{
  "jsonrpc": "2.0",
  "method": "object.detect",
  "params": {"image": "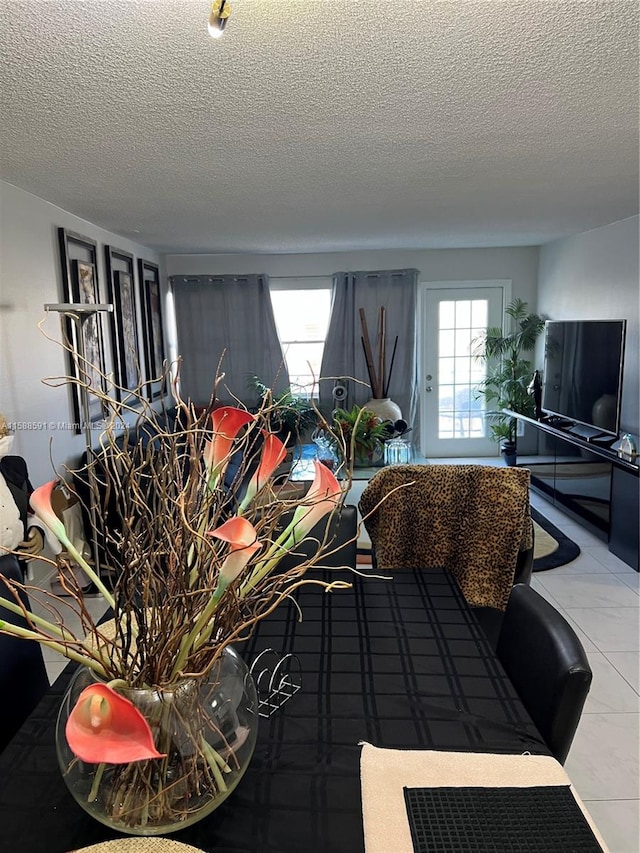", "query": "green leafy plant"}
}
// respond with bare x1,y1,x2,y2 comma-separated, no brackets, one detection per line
473,299,545,450
332,405,390,466
248,375,317,444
